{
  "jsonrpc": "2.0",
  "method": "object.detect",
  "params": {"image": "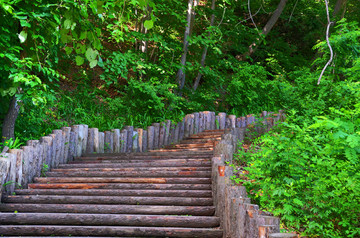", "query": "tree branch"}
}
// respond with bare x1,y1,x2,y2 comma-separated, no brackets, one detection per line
318,0,334,85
